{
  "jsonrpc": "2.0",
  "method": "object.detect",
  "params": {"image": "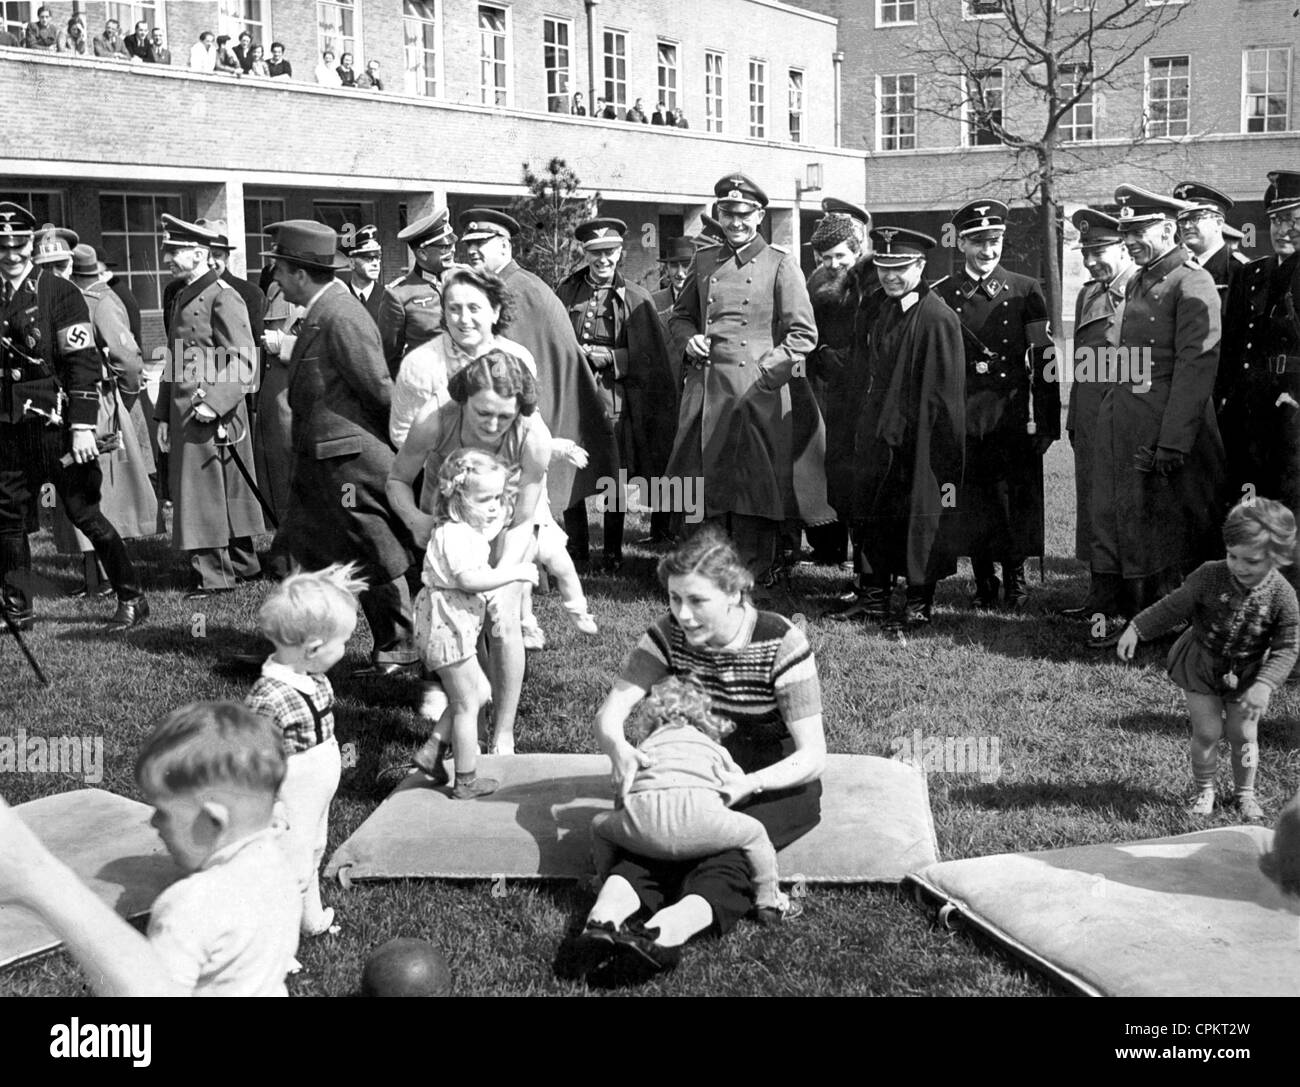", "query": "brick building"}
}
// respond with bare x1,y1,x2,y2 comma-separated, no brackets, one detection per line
0,0,864,357
794,0,1300,293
